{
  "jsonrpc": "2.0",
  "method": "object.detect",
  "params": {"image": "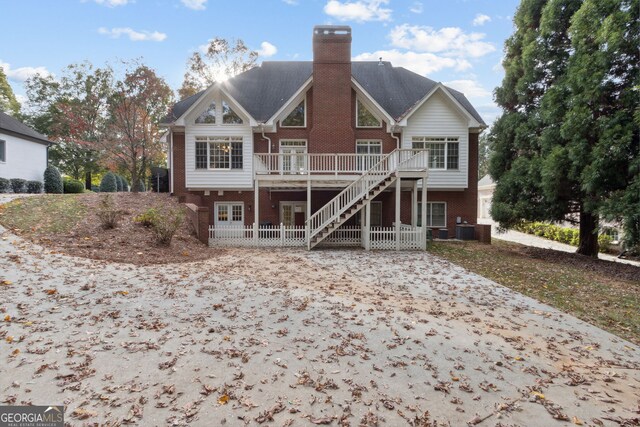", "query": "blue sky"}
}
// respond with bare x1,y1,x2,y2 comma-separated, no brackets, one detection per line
2,0,520,124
